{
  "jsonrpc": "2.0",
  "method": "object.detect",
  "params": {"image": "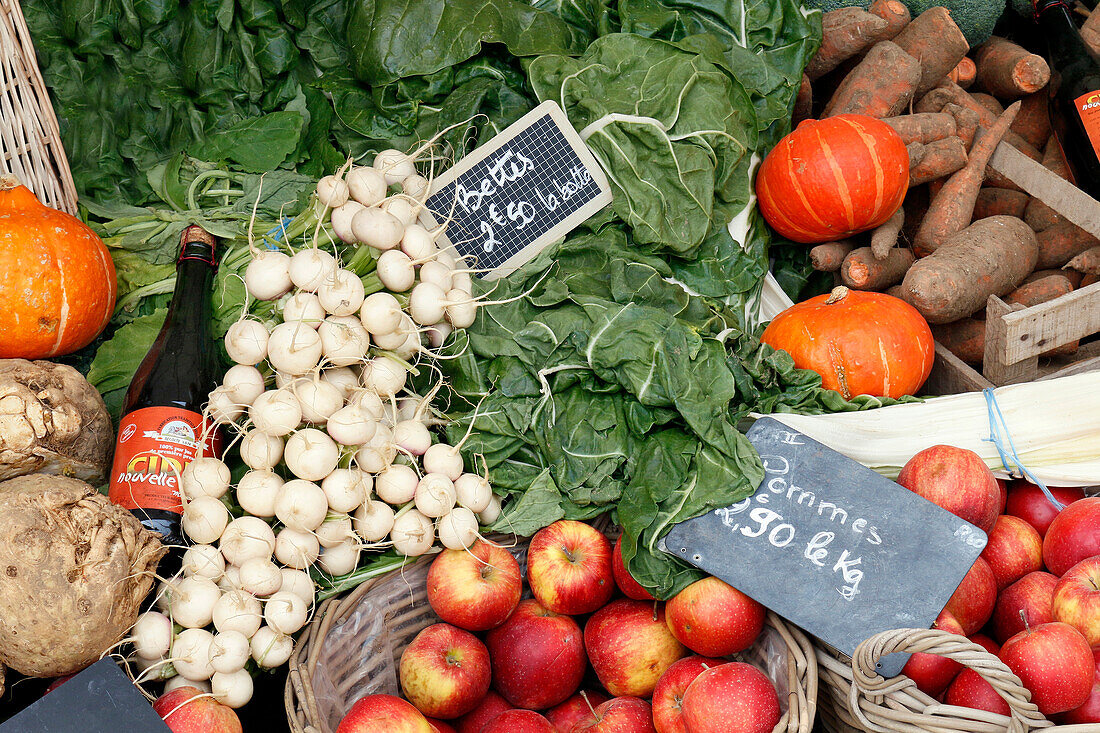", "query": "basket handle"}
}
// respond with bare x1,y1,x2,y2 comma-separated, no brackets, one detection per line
849,628,1052,733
